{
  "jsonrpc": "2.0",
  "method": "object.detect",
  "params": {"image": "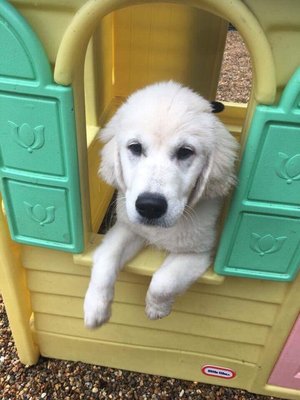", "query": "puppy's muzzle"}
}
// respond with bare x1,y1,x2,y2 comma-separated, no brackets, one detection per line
135,192,168,220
